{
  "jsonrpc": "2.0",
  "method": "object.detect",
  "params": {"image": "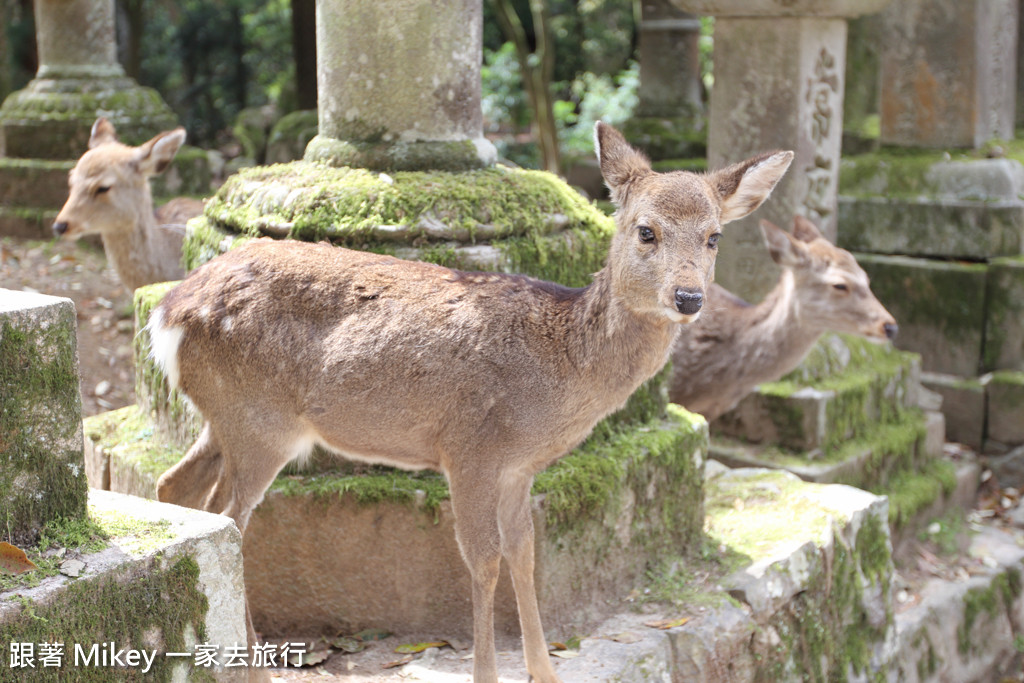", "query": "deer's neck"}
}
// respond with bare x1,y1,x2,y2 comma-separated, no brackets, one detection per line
101,187,180,292
736,270,824,383
566,268,679,416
